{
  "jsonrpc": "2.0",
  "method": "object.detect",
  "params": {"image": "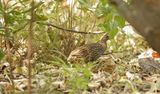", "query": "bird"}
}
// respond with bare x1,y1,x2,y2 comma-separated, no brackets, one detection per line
138,58,160,74
67,33,109,63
